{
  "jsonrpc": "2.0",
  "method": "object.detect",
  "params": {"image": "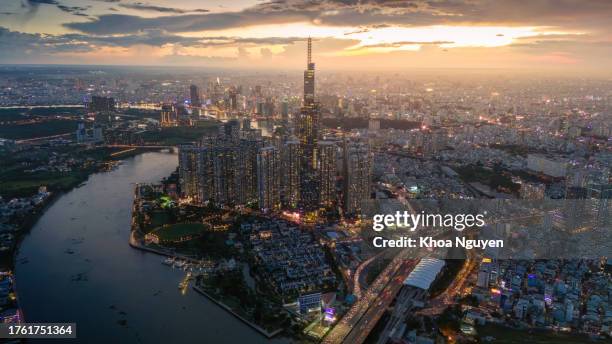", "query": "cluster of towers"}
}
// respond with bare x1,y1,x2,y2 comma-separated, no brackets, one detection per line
178,38,372,218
